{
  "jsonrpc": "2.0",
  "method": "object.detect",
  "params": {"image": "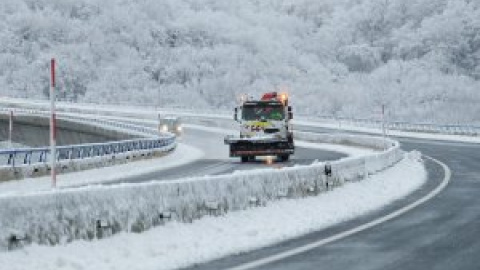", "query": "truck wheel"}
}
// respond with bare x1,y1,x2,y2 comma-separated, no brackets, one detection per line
241,156,249,163
279,155,290,162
